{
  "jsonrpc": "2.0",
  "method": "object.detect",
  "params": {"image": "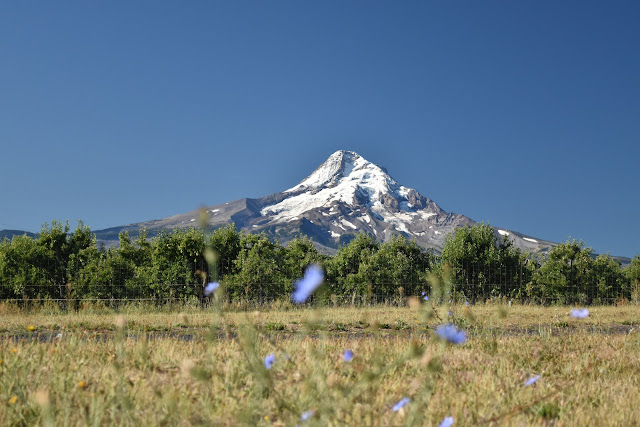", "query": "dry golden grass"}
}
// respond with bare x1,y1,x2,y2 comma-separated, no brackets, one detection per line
1,302,638,333
1,303,639,425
